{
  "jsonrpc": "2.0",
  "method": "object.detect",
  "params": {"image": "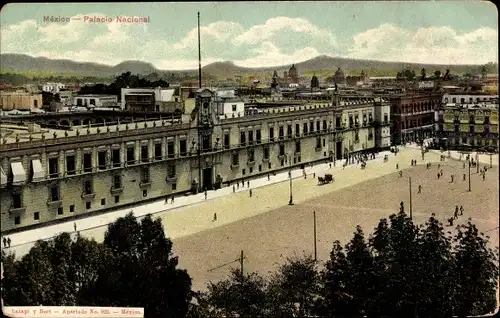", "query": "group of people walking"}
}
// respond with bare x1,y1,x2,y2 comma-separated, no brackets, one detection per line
2,237,12,248
448,205,464,226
